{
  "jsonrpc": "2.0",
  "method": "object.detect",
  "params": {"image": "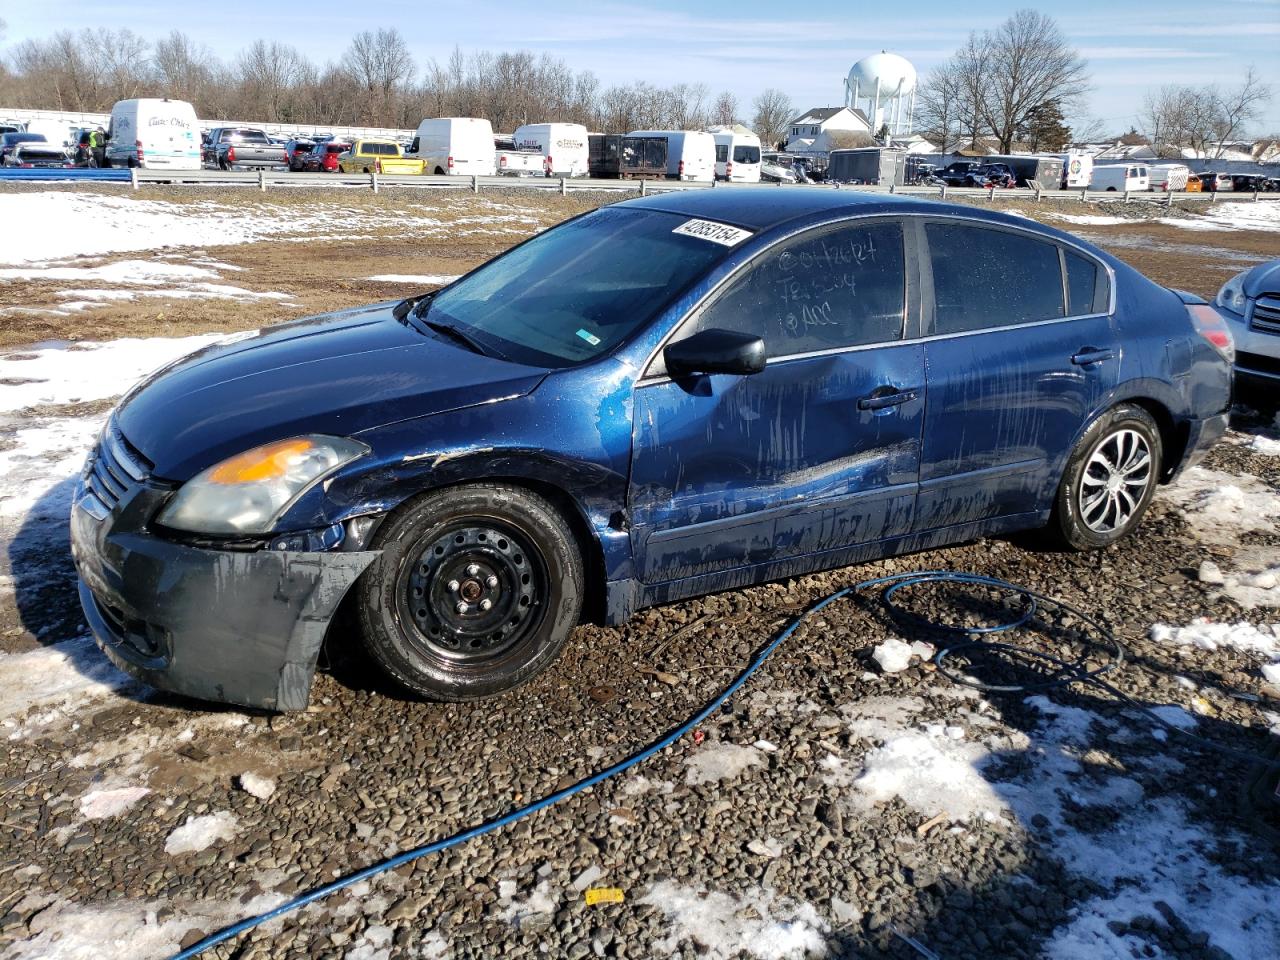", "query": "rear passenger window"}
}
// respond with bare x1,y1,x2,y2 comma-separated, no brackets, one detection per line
926,223,1065,334
694,220,907,357
1065,250,1105,315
